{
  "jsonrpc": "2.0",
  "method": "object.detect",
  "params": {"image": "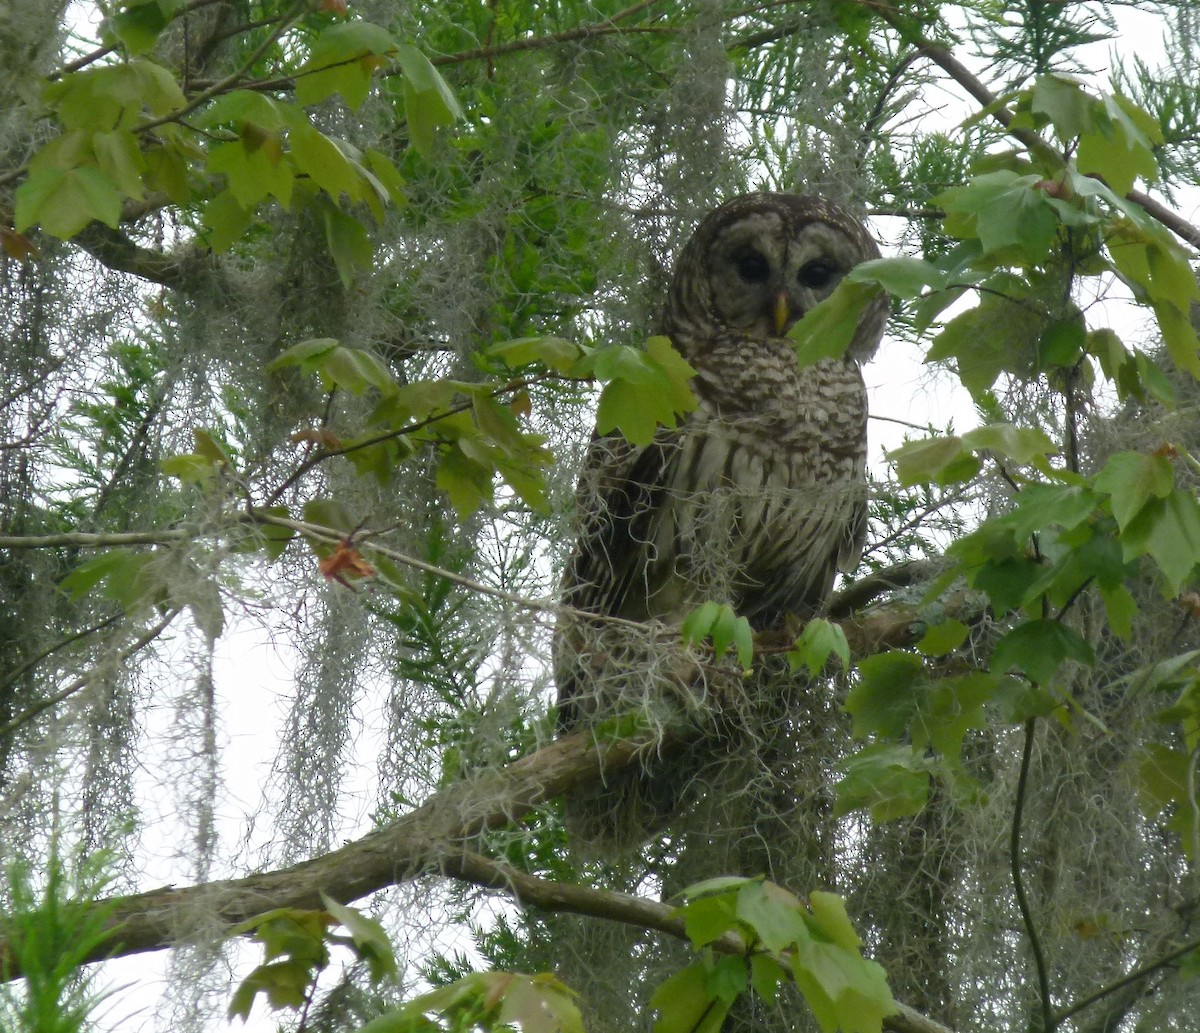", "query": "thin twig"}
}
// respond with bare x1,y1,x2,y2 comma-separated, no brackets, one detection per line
0,615,122,701
428,0,670,69
0,609,180,738
1011,716,1054,1032
265,371,563,505
136,0,307,134
0,529,191,549
1052,935,1200,1026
